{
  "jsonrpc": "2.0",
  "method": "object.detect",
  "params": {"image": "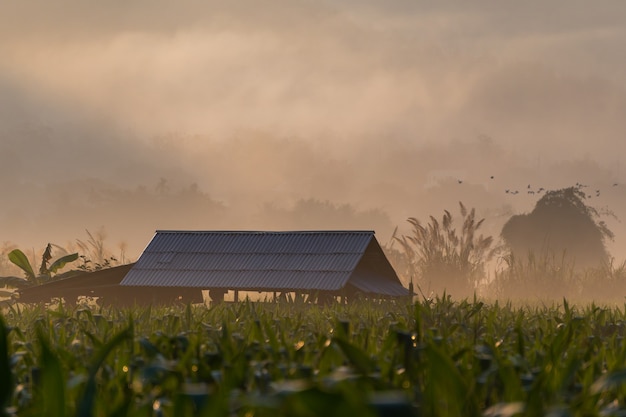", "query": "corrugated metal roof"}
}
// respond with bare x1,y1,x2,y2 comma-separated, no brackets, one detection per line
121,230,407,296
